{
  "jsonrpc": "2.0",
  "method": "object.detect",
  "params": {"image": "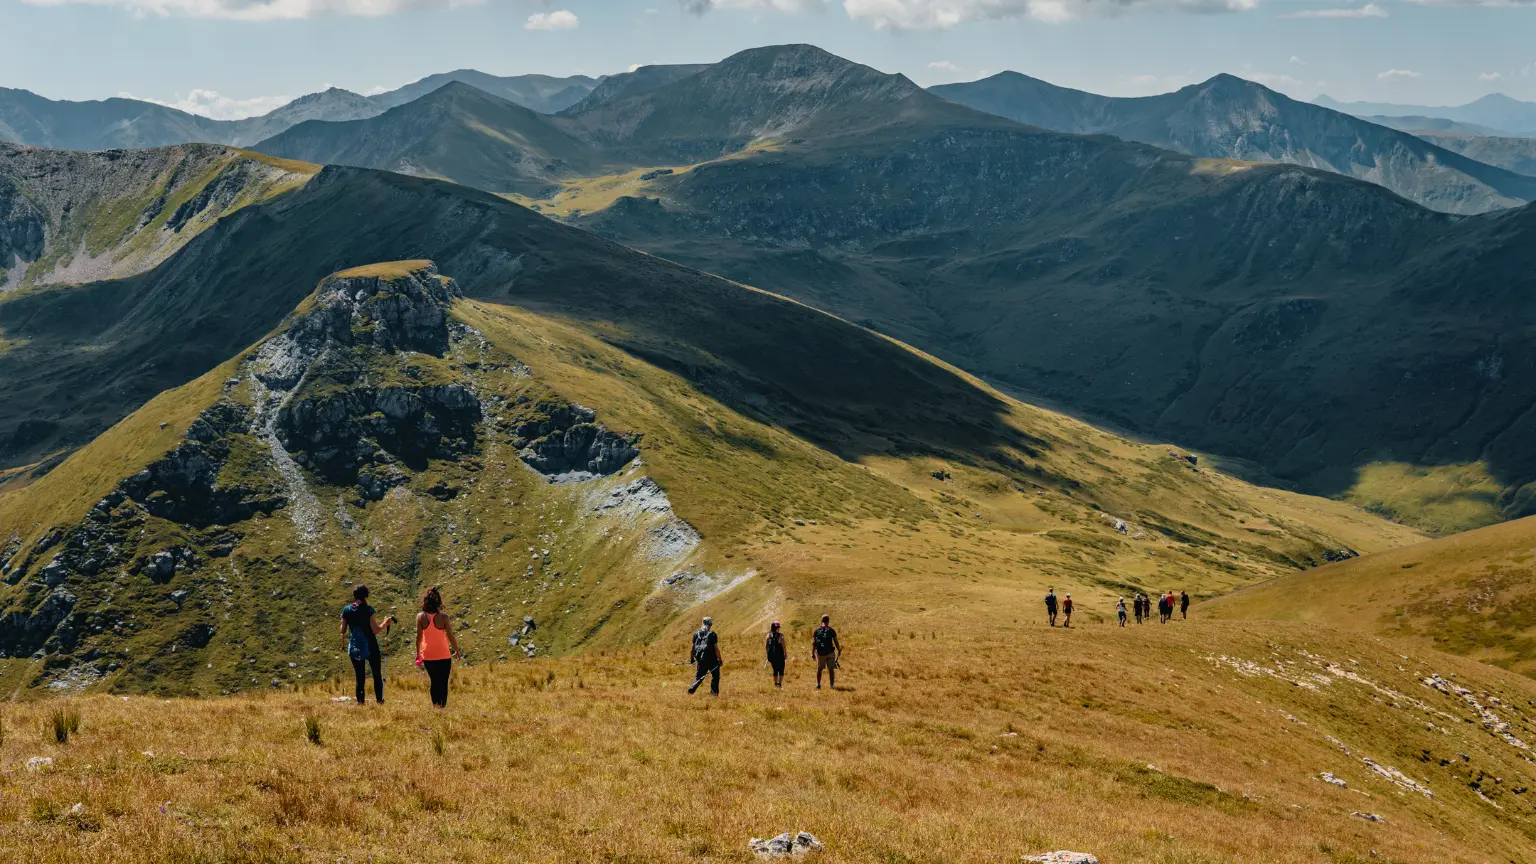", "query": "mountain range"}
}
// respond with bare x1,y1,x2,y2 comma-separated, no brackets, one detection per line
0,71,602,151
930,71,1536,214
1315,92,1536,137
